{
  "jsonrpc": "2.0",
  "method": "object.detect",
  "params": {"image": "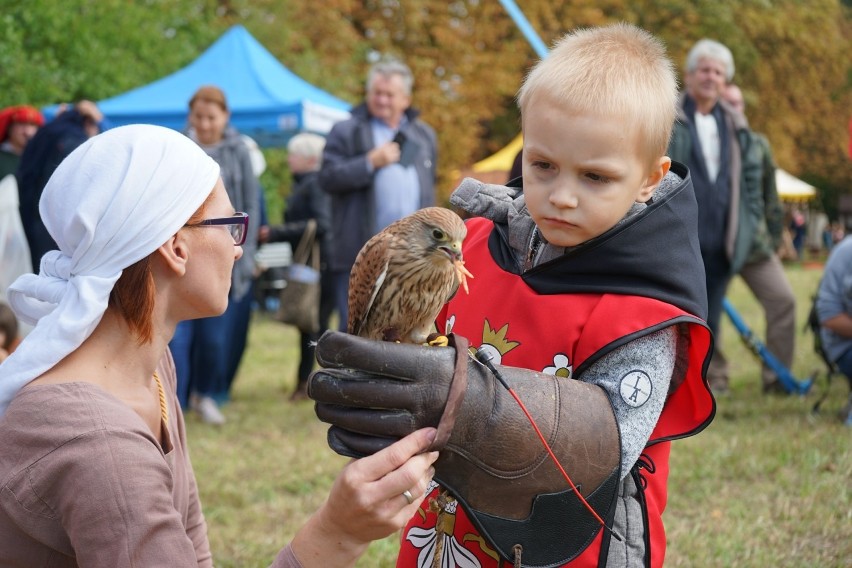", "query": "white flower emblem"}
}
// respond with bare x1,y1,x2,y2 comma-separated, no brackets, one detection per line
407,528,481,568
405,485,481,568
543,353,573,379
